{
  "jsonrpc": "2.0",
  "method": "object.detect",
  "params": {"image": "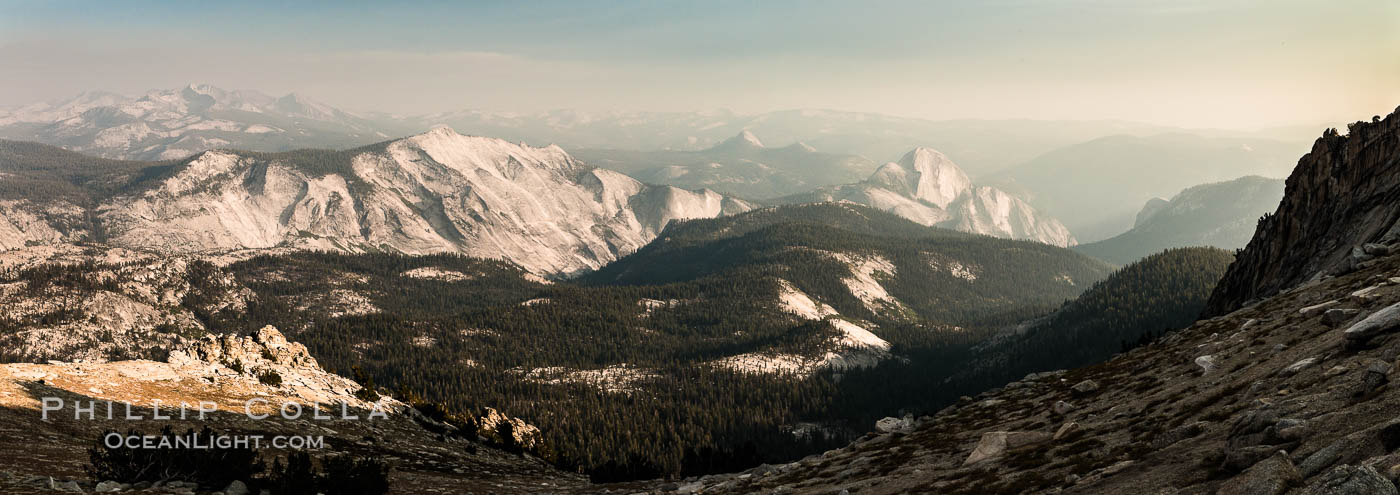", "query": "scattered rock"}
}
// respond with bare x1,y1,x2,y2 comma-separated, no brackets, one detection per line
1196,355,1219,375
1364,243,1392,256
1323,309,1362,327
1283,358,1319,376
1343,303,1400,345
1301,300,1341,318
1352,286,1383,303
1071,379,1100,395
1024,370,1066,381
1357,360,1392,396
1052,400,1075,416
963,431,1052,465
1303,464,1398,495
1053,422,1081,441
95,480,123,492
1153,421,1210,449
874,416,913,433
1219,451,1301,495
224,480,250,495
